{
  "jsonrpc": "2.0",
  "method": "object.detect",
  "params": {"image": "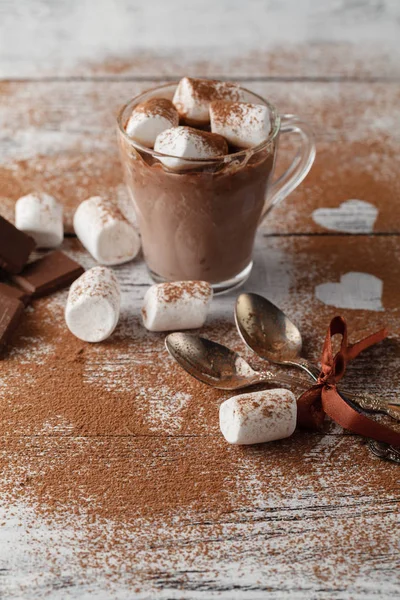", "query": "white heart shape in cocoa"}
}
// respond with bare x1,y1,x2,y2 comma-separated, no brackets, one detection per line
312,199,378,233
315,272,383,311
